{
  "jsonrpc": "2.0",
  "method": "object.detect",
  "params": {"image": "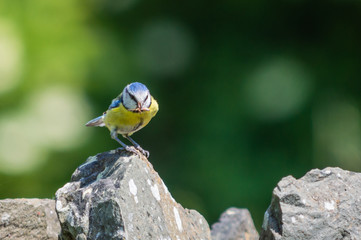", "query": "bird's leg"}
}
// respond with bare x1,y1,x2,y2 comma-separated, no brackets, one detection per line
125,135,149,158
110,130,138,155
110,130,127,148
